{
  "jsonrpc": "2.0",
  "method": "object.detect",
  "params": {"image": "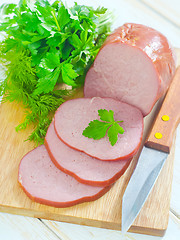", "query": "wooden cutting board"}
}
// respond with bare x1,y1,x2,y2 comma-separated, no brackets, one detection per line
0,49,179,237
